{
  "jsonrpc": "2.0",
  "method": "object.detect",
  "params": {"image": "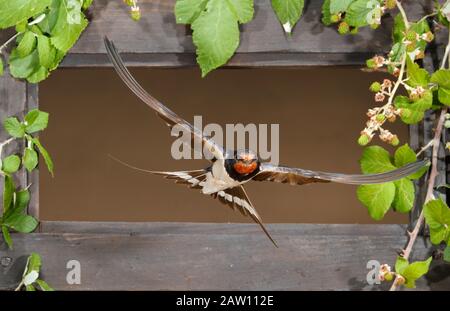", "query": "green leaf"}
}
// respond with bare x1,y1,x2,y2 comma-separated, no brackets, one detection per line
321,0,332,25
3,175,15,214
23,148,38,172
228,0,254,23
393,143,427,180
359,145,396,174
37,35,56,69
394,144,416,168
14,189,31,214
423,198,450,245
438,87,450,105
406,57,430,88
2,155,21,174
1,225,13,249
3,213,38,233
0,58,3,76
402,257,432,288
25,284,36,291
9,48,40,79
345,0,380,28
395,256,409,275
431,69,450,89
330,0,353,14
35,279,54,291
32,137,54,176
25,109,49,133
271,0,305,34
82,0,93,10
3,117,25,138
16,31,37,58
393,178,415,213
0,0,52,29
444,246,450,262
394,92,433,124
191,0,239,77
357,182,395,220
50,0,88,53
27,66,49,83
392,14,405,43
27,252,42,273
175,0,208,24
